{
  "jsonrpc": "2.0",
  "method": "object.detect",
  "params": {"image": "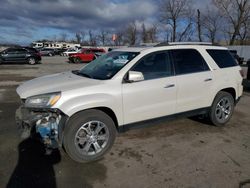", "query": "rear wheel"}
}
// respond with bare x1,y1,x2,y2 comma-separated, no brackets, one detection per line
74,57,81,64
63,110,116,163
209,91,234,126
28,57,36,65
